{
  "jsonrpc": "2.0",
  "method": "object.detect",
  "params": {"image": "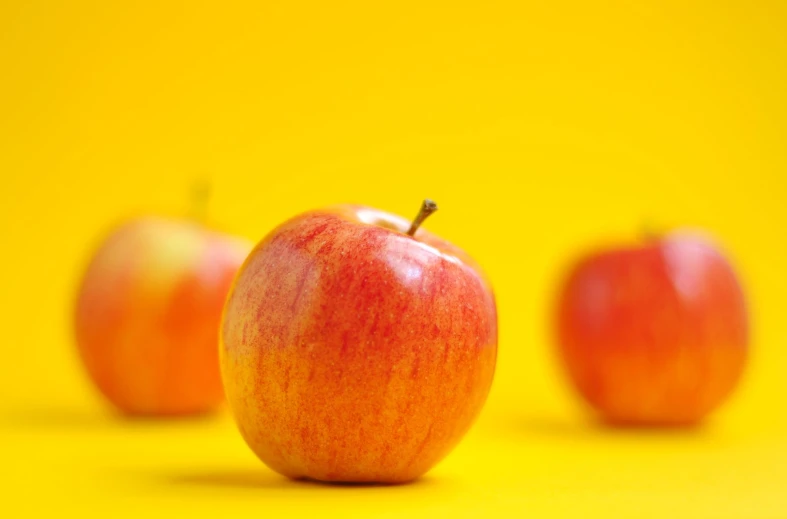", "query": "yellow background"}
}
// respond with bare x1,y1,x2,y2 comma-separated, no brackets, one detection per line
2,1,787,516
